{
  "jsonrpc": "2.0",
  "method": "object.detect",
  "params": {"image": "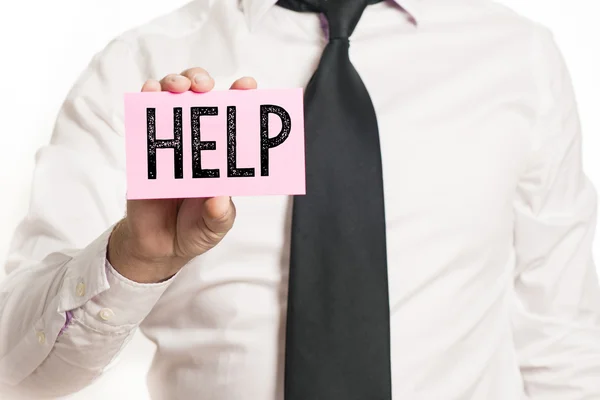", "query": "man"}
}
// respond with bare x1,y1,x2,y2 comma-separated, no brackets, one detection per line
1,0,599,399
